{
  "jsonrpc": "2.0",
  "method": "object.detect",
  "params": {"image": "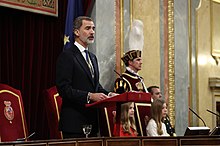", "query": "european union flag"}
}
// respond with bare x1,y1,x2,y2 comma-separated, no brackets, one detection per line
63,0,83,50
